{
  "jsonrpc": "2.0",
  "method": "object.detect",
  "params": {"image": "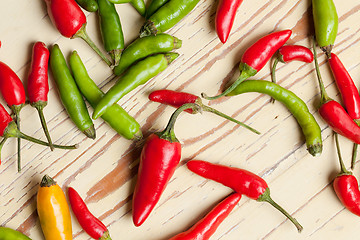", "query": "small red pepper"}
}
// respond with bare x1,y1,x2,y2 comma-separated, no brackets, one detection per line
187,160,303,232
215,0,243,43
68,187,112,240
149,89,260,134
0,61,26,172
169,193,241,240
271,45,313,85
202,29,292,100
333,133,360,216
133,103,201,227
313,41,360,145
44,0,112,66
27,42,54,151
